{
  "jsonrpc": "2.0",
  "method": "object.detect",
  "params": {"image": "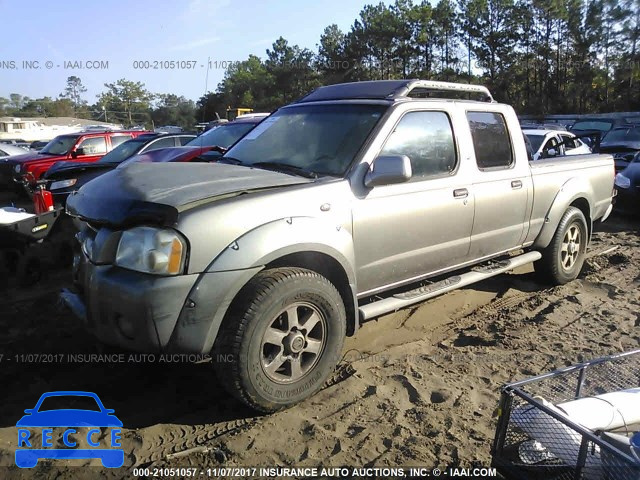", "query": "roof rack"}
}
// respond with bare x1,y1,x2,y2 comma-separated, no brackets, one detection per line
297,79,494,104
394,80,494,102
